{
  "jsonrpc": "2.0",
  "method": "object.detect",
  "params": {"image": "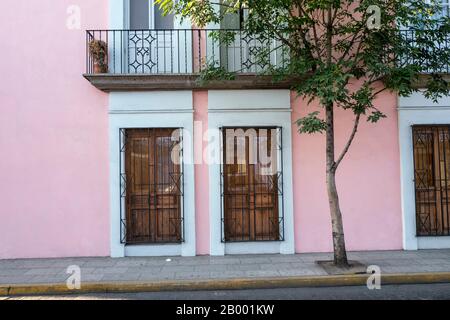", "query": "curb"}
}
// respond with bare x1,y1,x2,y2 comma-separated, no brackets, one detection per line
1,272,450,296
